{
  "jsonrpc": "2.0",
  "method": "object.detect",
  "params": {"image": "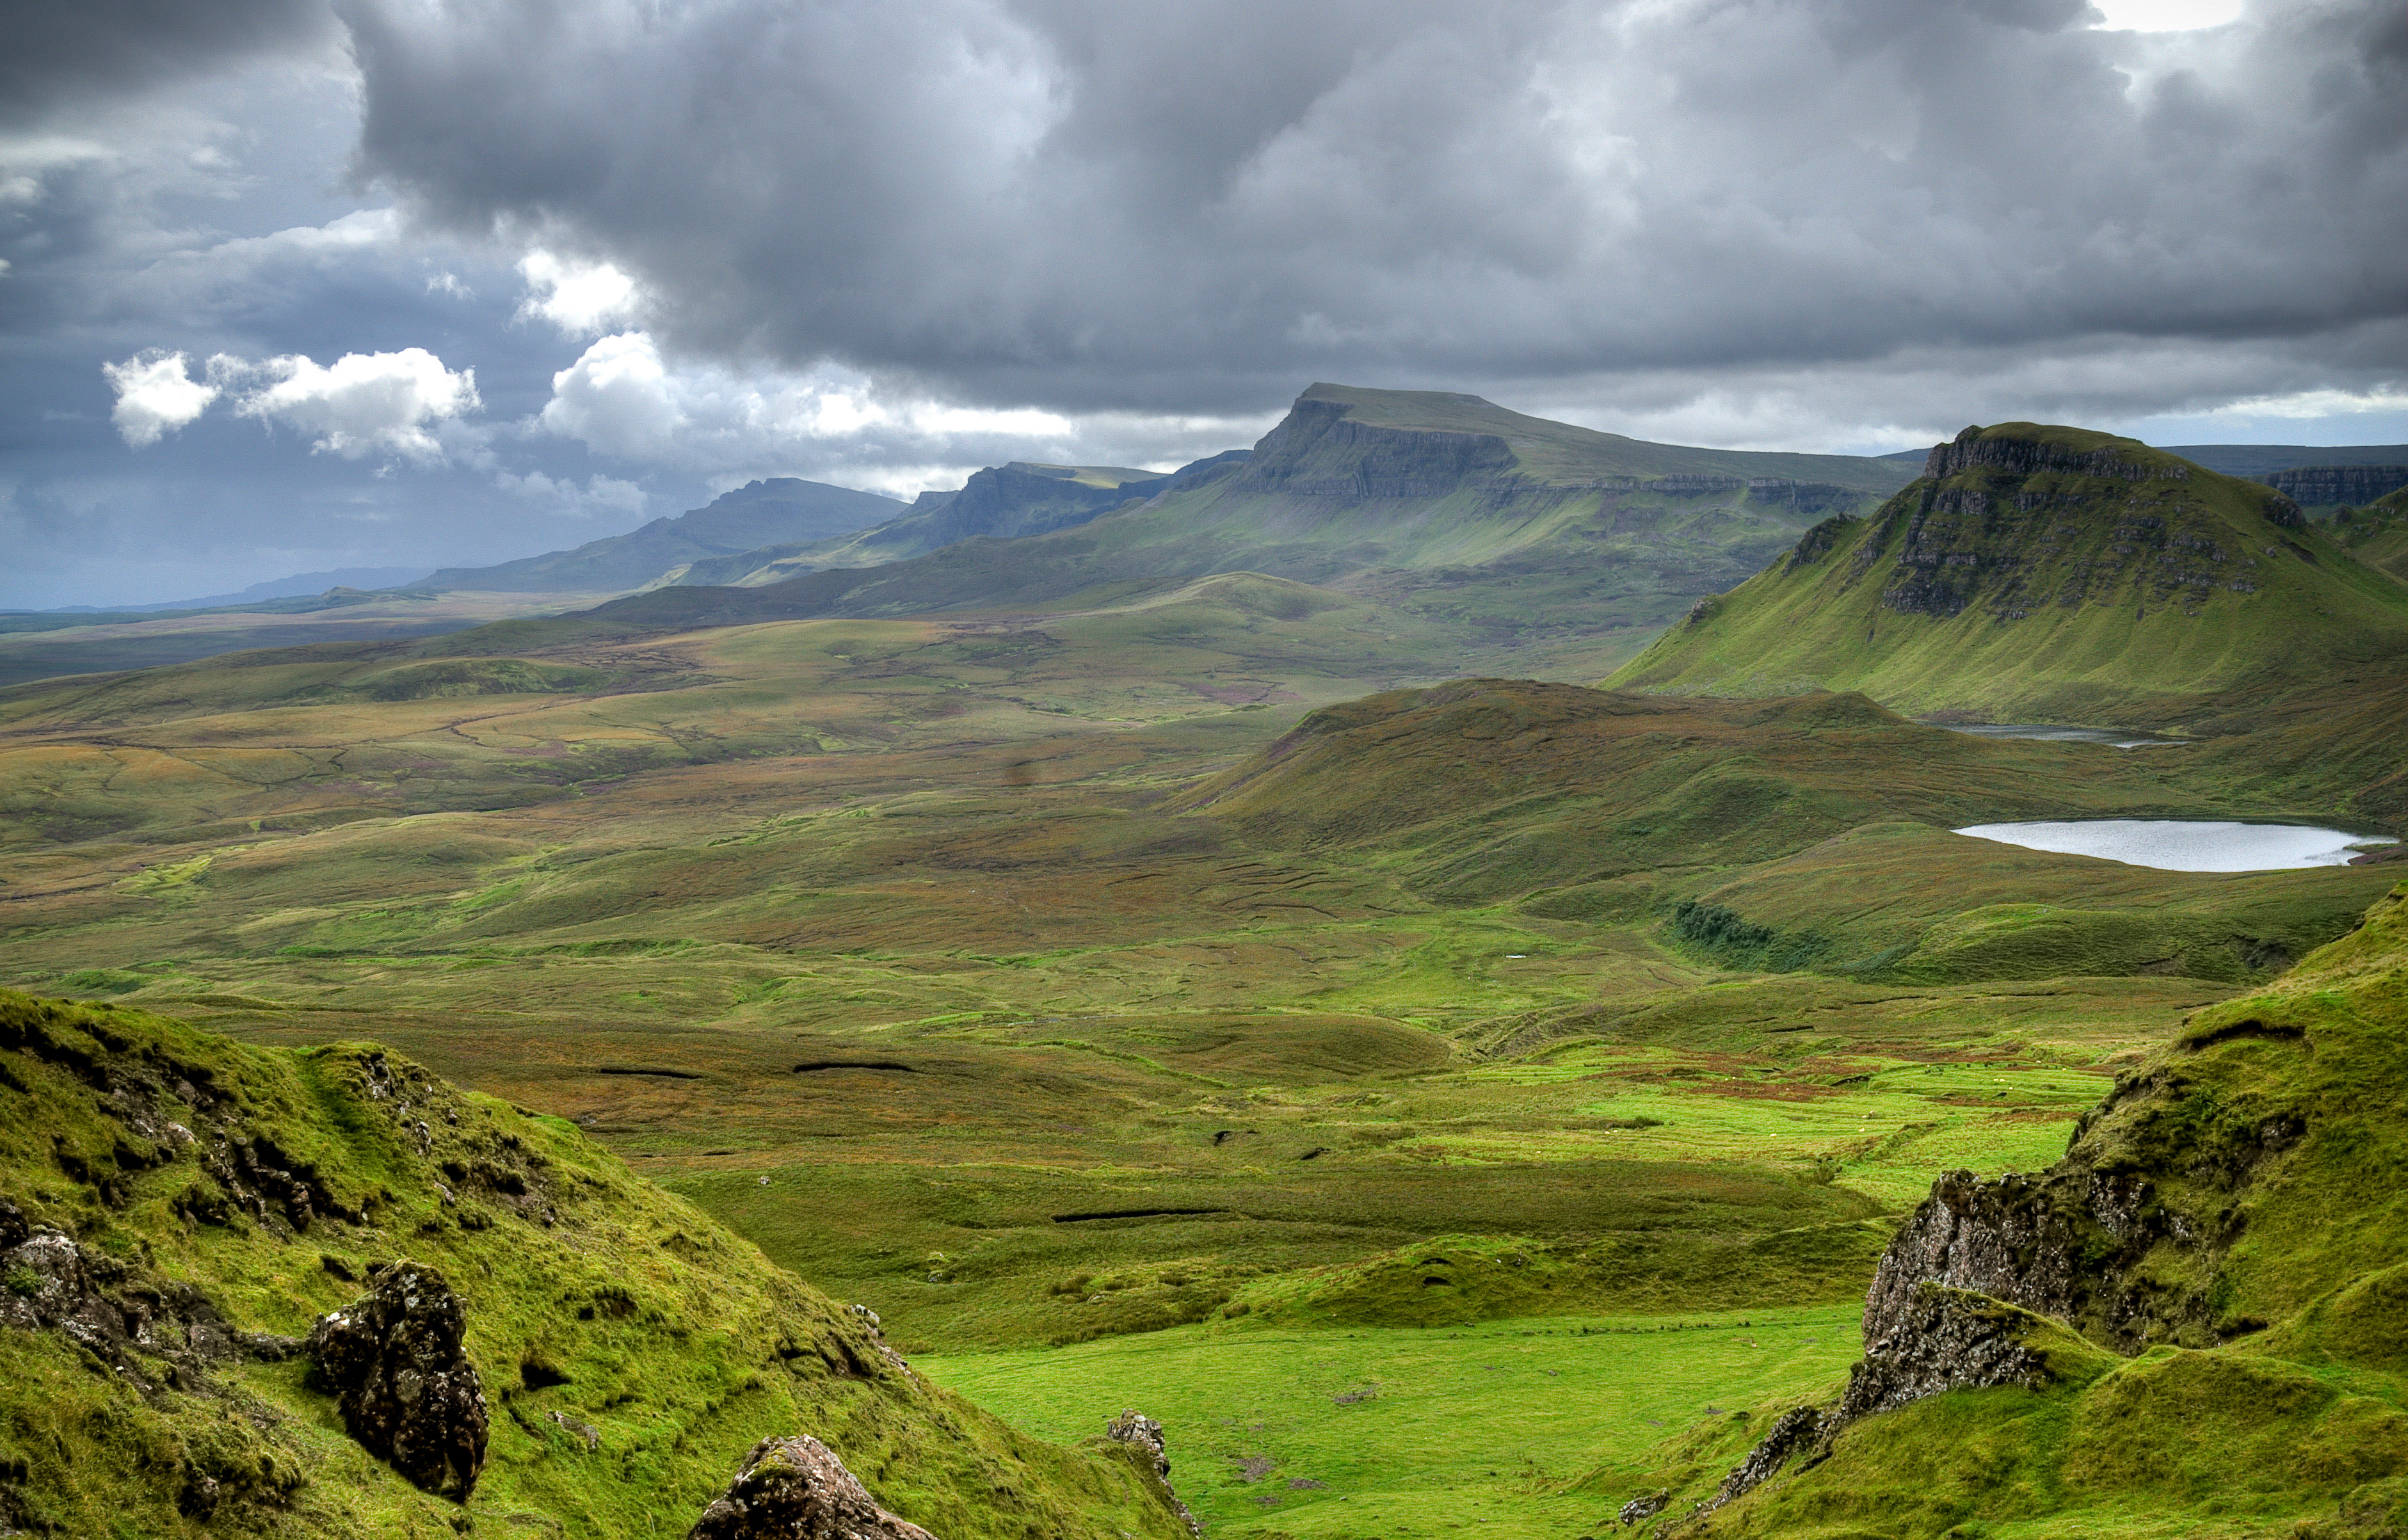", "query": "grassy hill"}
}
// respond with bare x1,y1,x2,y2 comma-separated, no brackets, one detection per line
0,991,1192,1537
1610,422,2408,728
2334,486,2408,584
